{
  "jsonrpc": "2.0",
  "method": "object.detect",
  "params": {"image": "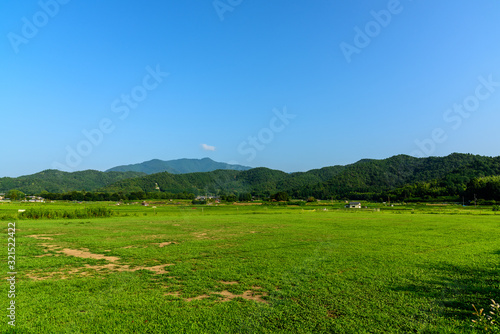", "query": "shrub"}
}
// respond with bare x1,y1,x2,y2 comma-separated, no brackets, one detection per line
18,207,115,220
287,201,306,206
272,192,289,202
493,205,500,212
